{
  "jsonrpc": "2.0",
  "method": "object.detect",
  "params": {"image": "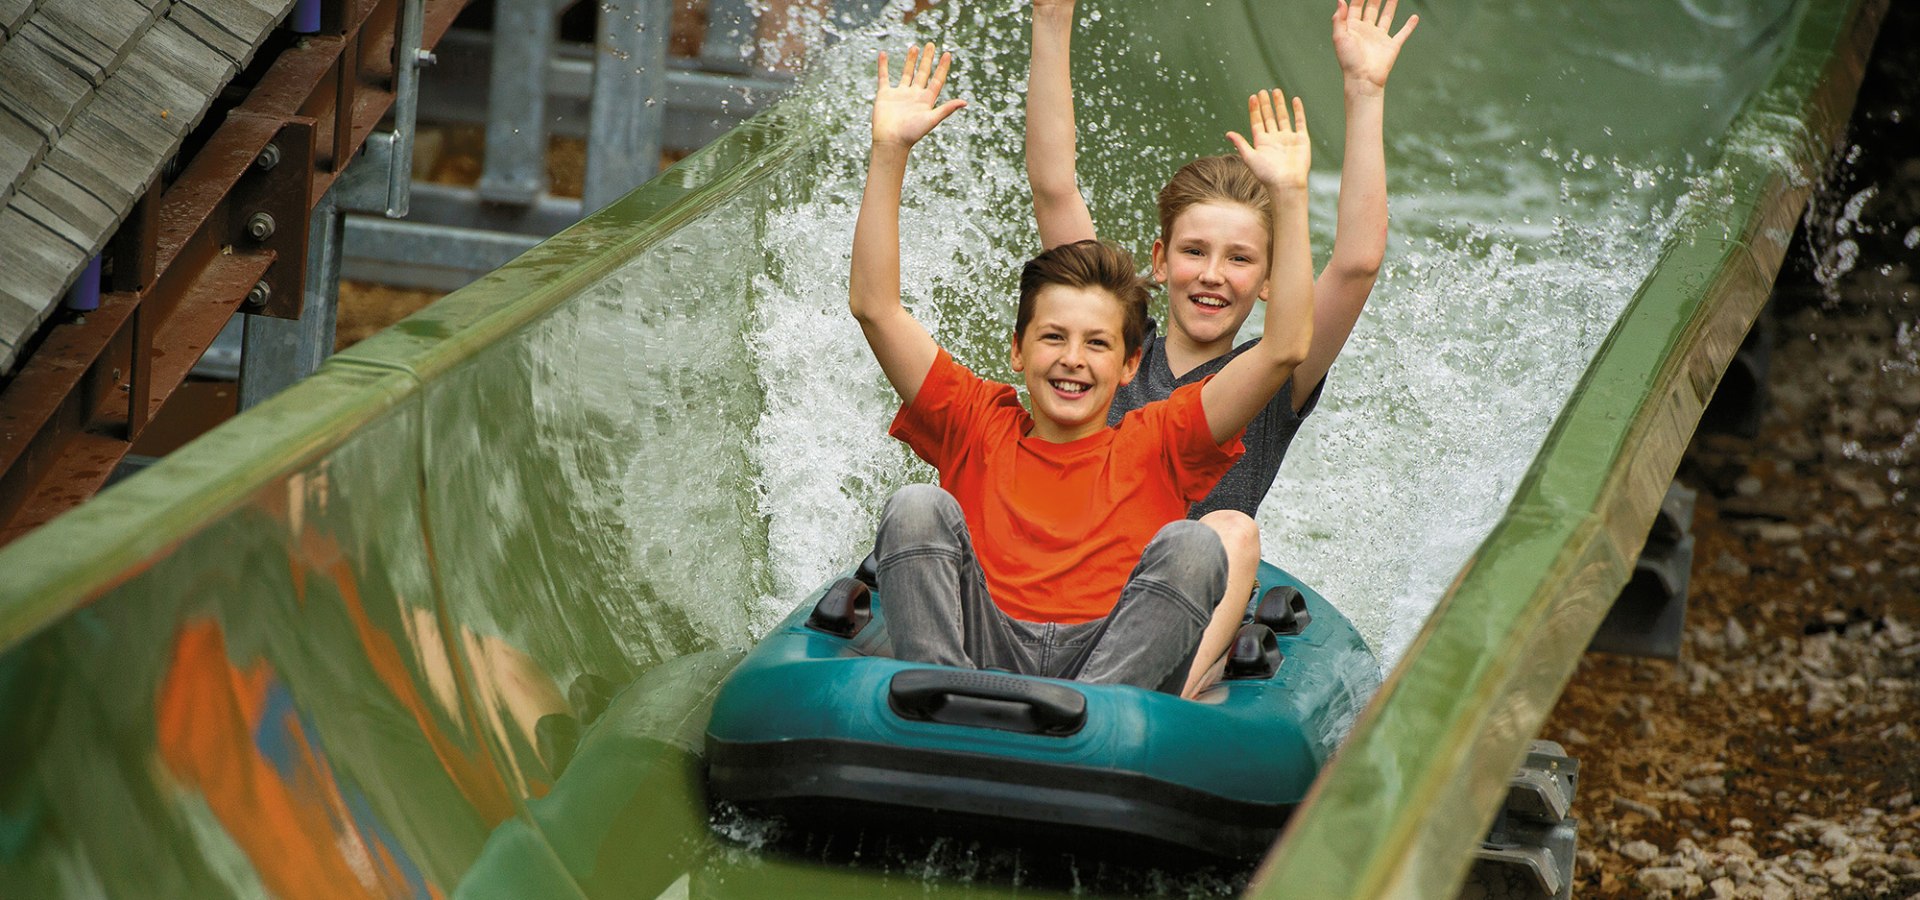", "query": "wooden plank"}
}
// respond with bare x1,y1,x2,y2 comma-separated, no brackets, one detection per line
18,166,116,251
0,32,92,138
